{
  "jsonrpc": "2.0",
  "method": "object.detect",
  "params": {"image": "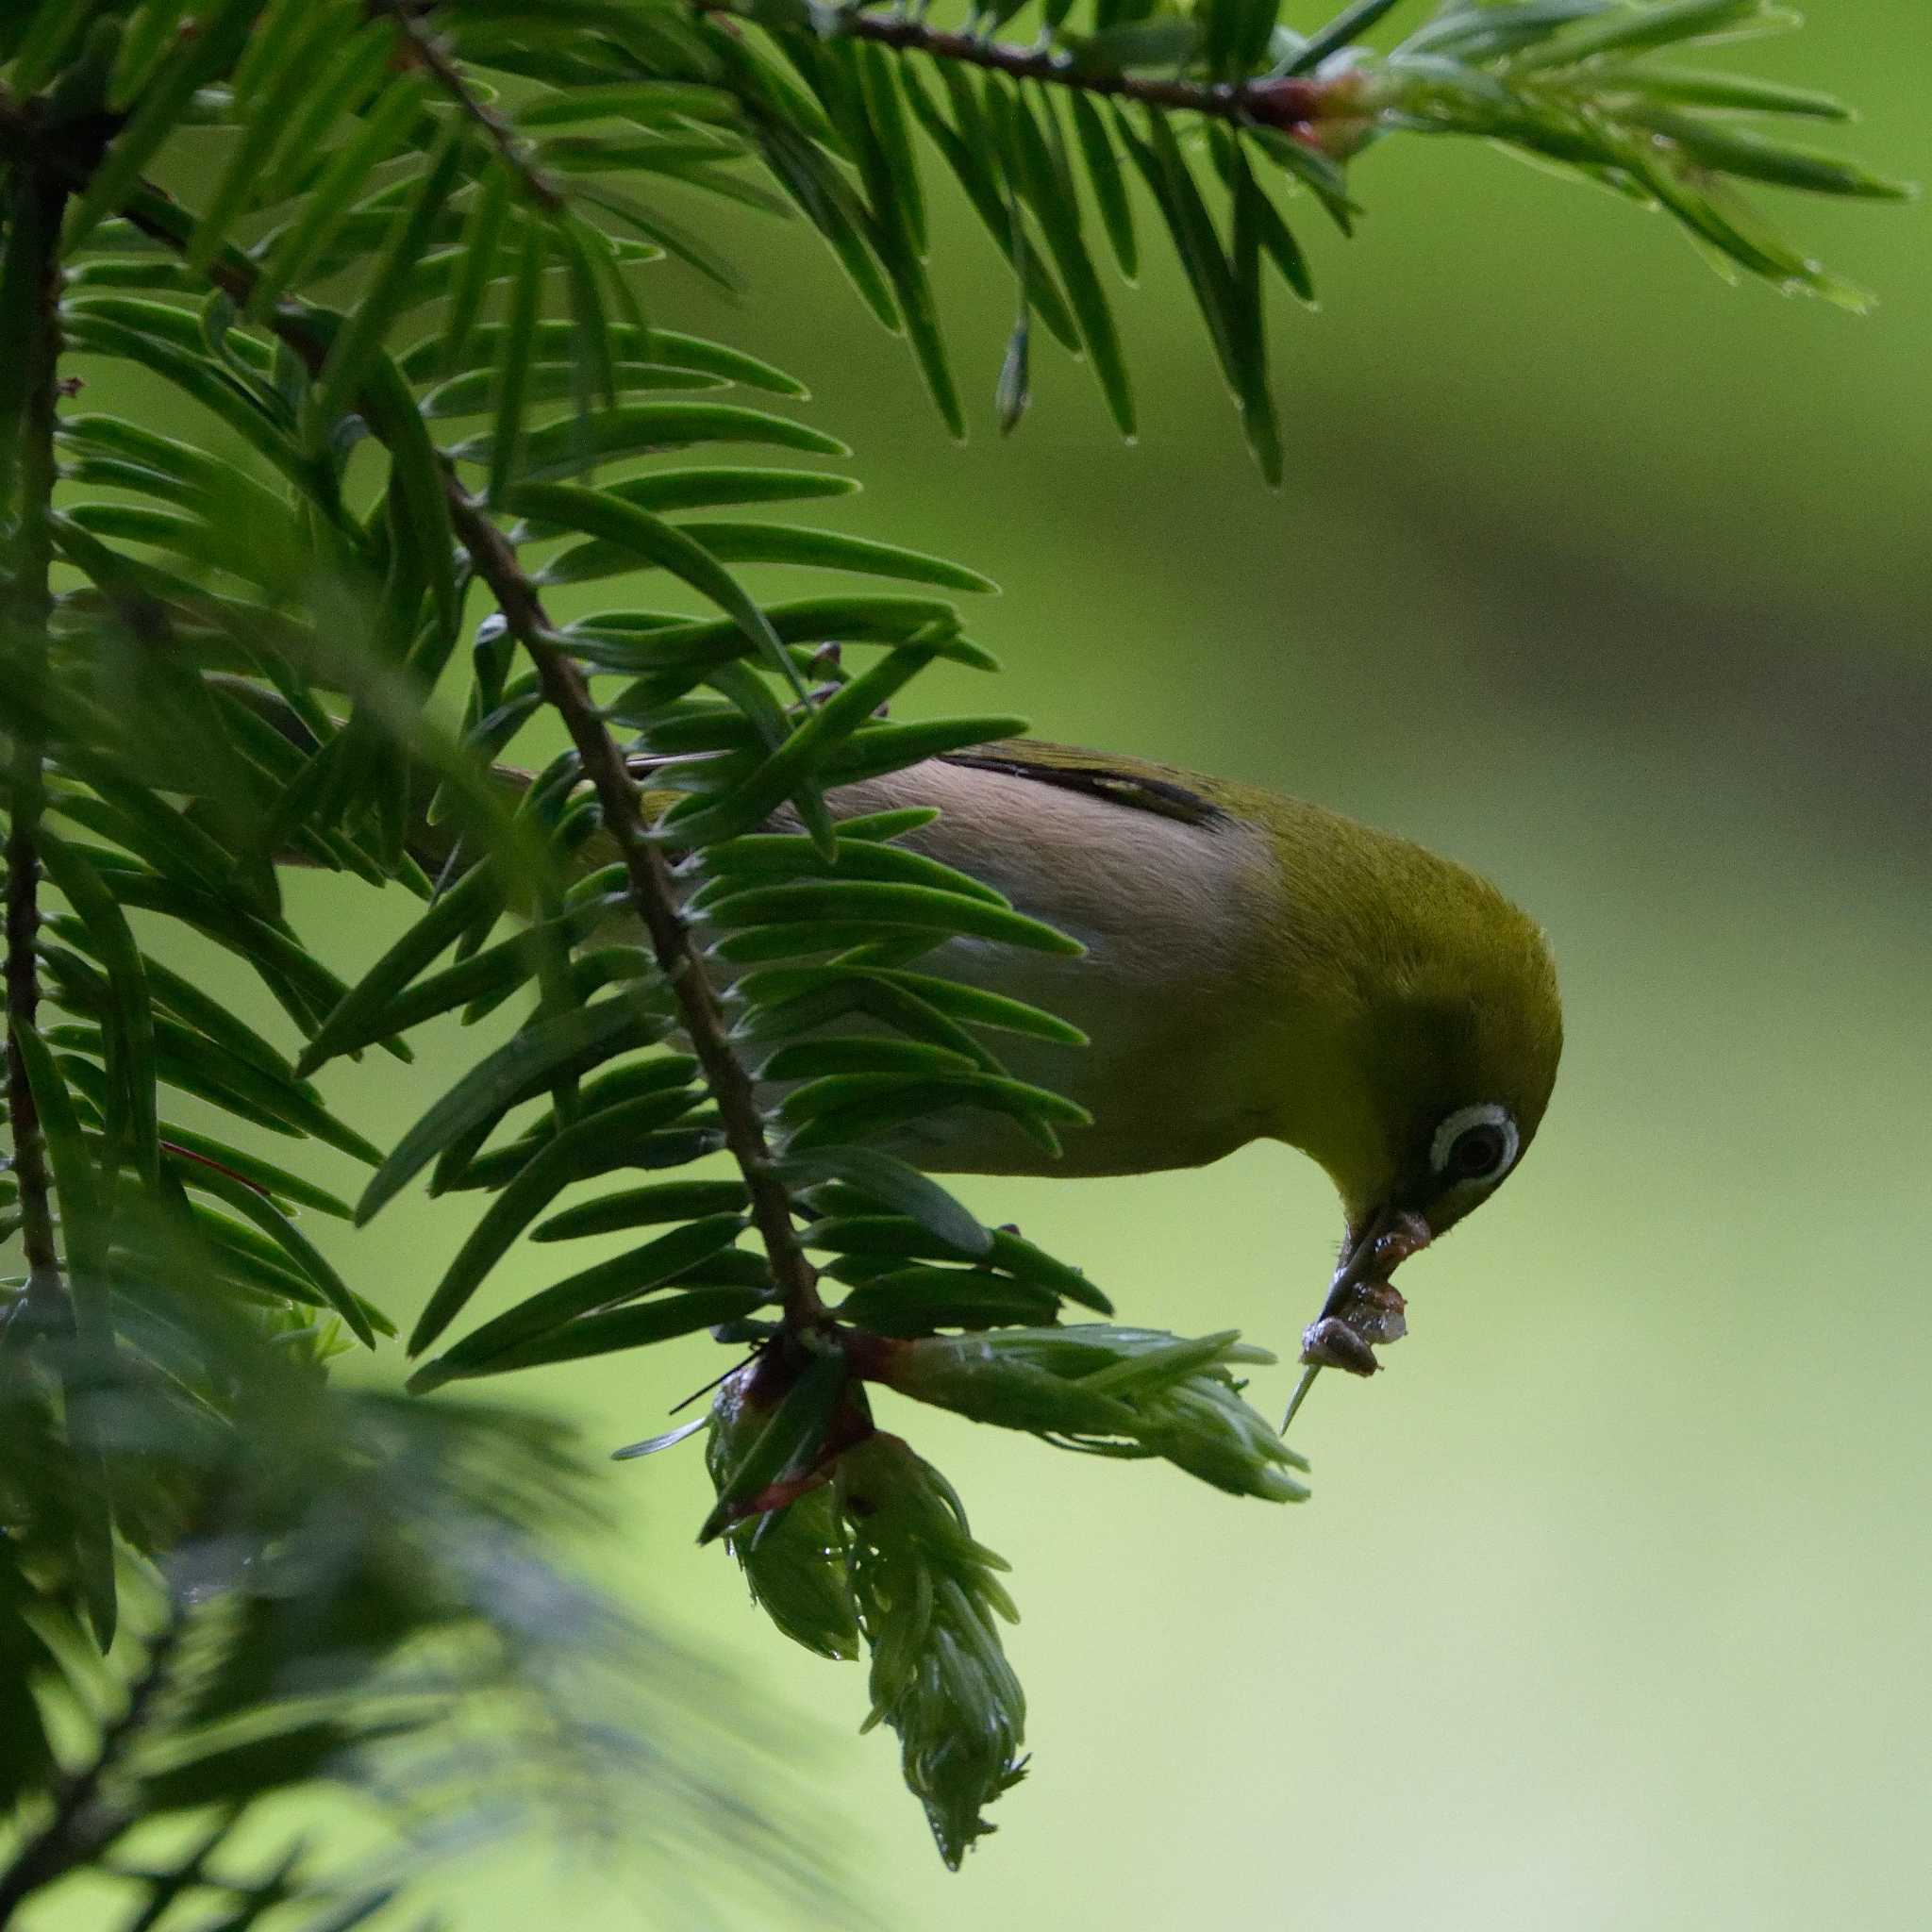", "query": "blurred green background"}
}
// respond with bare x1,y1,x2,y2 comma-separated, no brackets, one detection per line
55,4,1932,1925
